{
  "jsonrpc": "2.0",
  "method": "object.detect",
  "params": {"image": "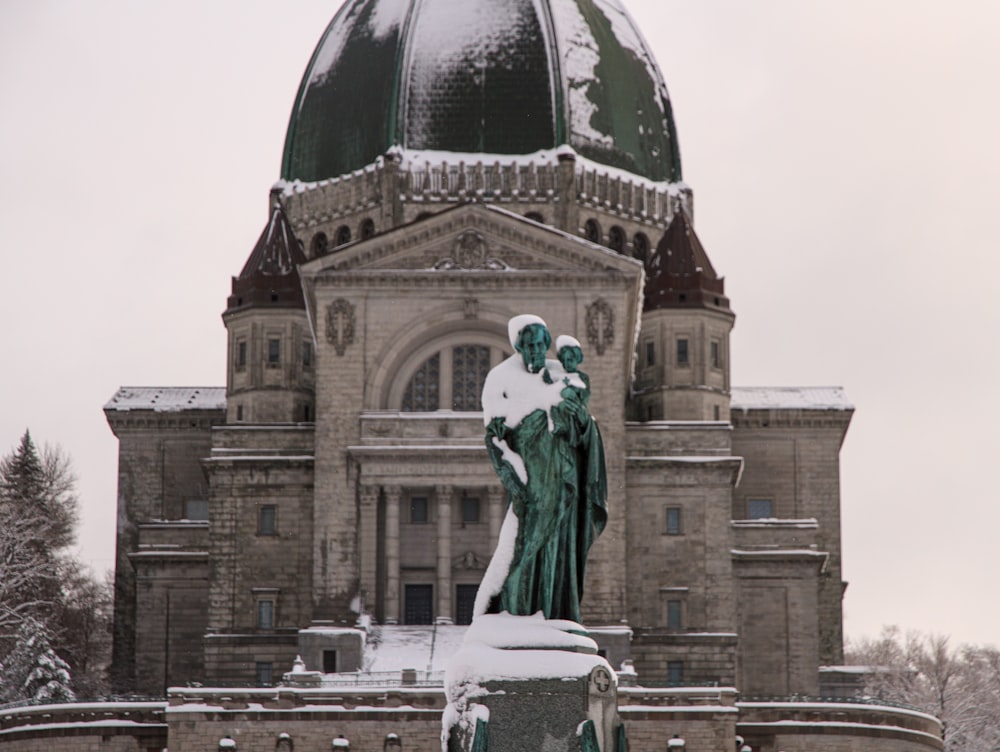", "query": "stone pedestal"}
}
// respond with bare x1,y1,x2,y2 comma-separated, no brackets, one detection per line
444,615,625,752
